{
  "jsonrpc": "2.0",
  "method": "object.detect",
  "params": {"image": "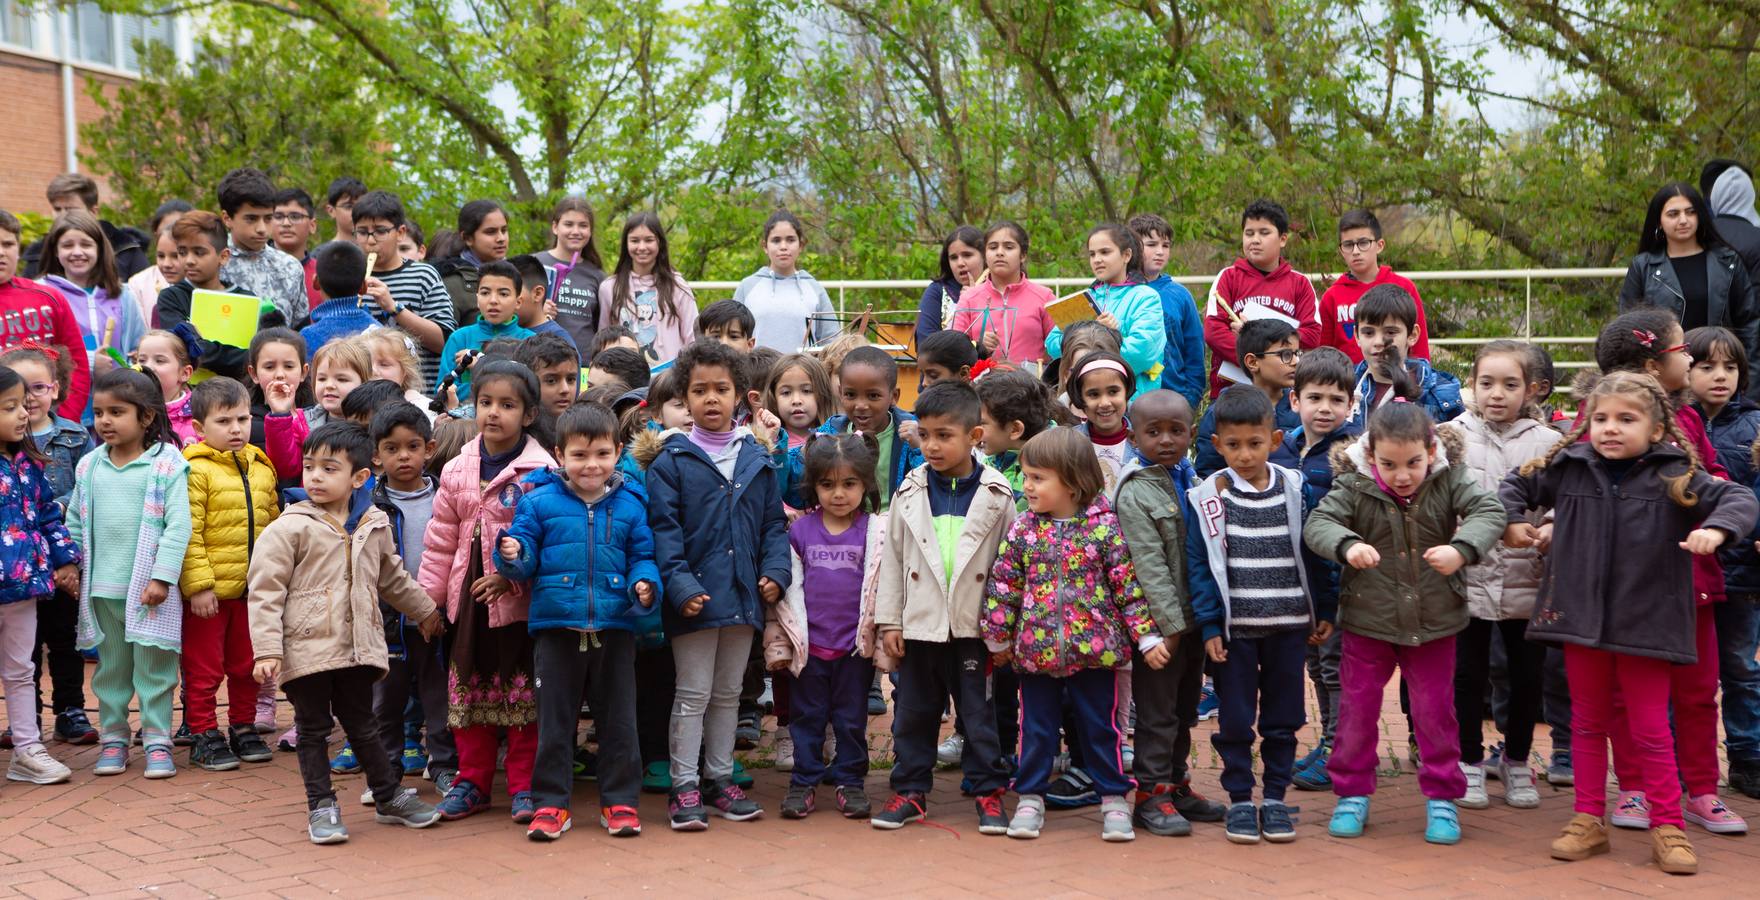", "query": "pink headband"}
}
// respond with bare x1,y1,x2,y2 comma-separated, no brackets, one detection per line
1076,358,1128,380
